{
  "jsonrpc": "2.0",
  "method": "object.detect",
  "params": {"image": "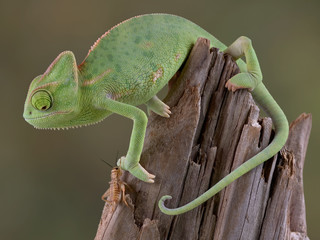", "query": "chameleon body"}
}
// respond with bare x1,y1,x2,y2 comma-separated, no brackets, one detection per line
23,14,289,215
